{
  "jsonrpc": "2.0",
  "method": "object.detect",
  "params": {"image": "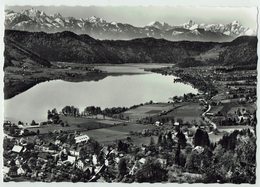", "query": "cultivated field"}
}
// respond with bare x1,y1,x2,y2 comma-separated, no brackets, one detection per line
208,105,224,115
165,102,203,124
83,123,156,145
218,102,256,116
26,115,124,134
123,103,174,121
25,115,157,145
